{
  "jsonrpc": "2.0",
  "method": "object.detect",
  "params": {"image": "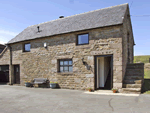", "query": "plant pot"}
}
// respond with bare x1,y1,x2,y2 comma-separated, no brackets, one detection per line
89,89,92,92
113,90,117,93
50,83,57,88
25,83,31,87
